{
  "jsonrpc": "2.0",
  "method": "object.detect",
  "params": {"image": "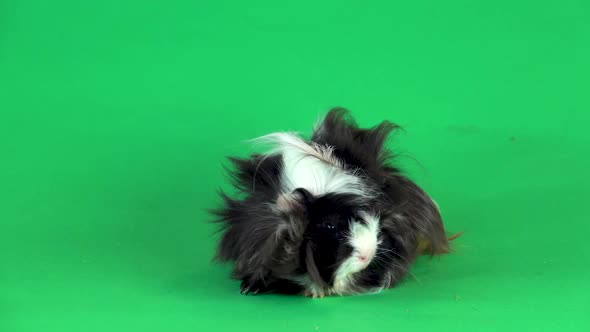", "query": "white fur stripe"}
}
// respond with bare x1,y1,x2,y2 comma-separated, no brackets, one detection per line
253,132,374,198
332,212,381,294
253,132,342,168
